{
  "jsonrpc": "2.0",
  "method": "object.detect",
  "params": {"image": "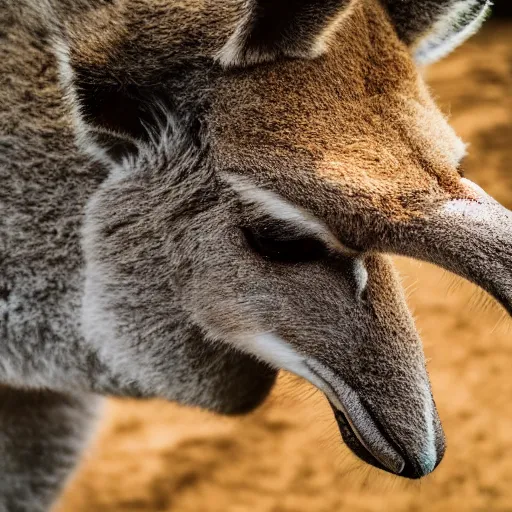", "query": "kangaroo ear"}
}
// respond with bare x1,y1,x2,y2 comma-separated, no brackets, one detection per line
54,39,161,166
384,0,492,65
217,0,353,67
